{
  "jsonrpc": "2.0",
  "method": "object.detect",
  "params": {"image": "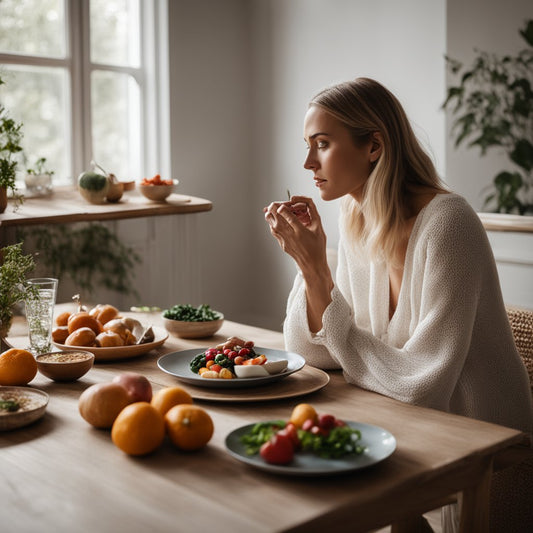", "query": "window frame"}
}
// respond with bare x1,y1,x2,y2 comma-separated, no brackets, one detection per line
0,0,169,185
